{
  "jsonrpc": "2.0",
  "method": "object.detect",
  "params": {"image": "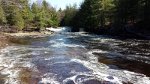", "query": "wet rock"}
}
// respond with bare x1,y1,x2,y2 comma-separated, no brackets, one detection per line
0,74,7,84
107,76,114,80
65,80,75,84
0,66,5,71
75,75,92,81
0,77,5,84
82,79,113,84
